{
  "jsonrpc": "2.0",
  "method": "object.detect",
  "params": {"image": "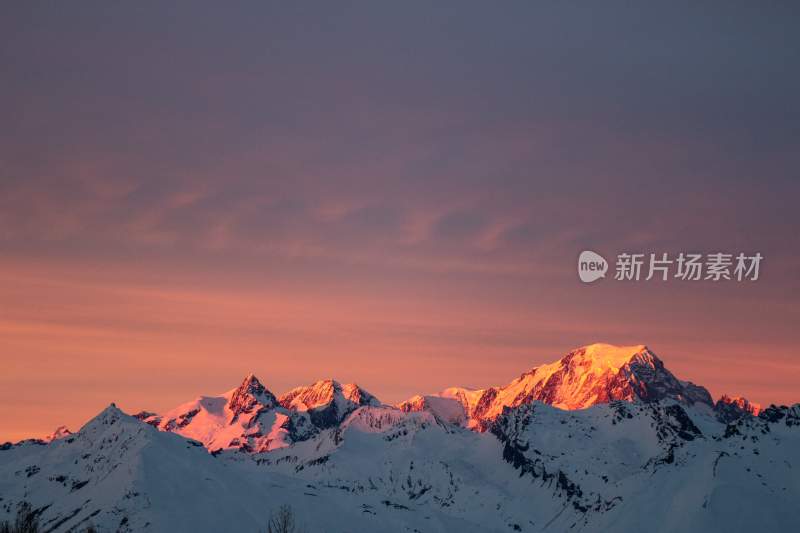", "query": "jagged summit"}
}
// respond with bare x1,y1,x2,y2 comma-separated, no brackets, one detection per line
145,375,312,453
229,373,271,397
279,379,380,429
62,344,764,451
714,394,762,423
279,379,379,410
43,425,73,442
717,394,761,414
228,373,278,416
131,375,382,452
